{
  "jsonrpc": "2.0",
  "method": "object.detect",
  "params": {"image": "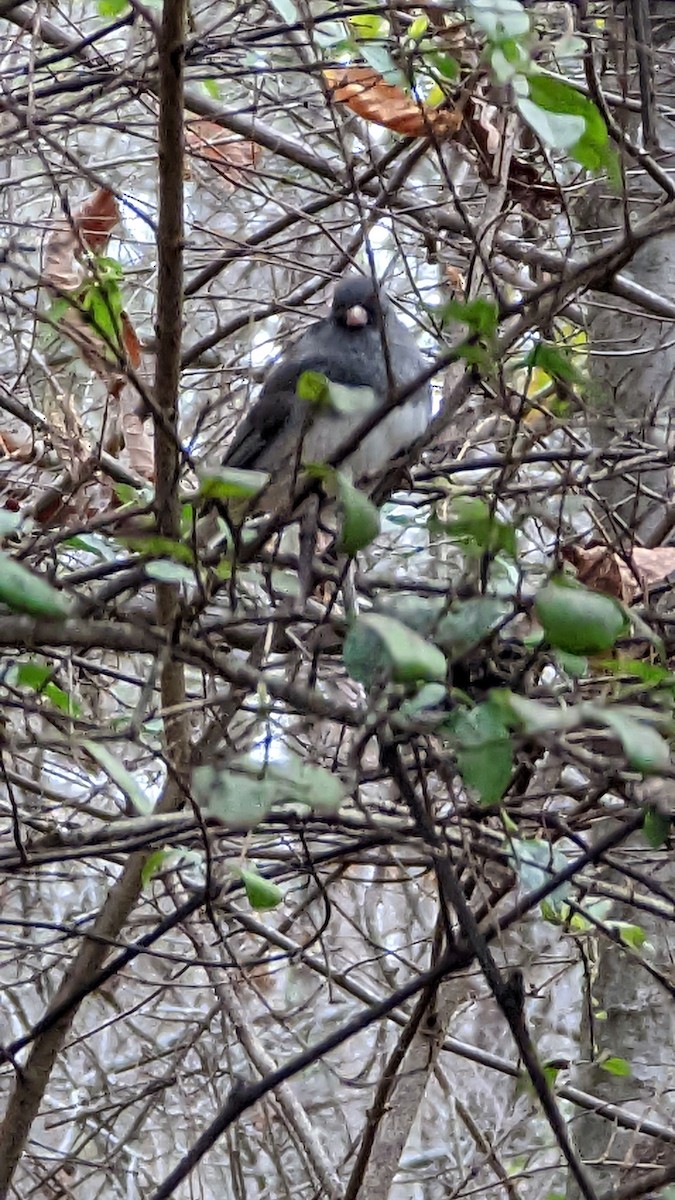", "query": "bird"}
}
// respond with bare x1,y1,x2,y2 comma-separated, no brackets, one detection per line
220,275,432,510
